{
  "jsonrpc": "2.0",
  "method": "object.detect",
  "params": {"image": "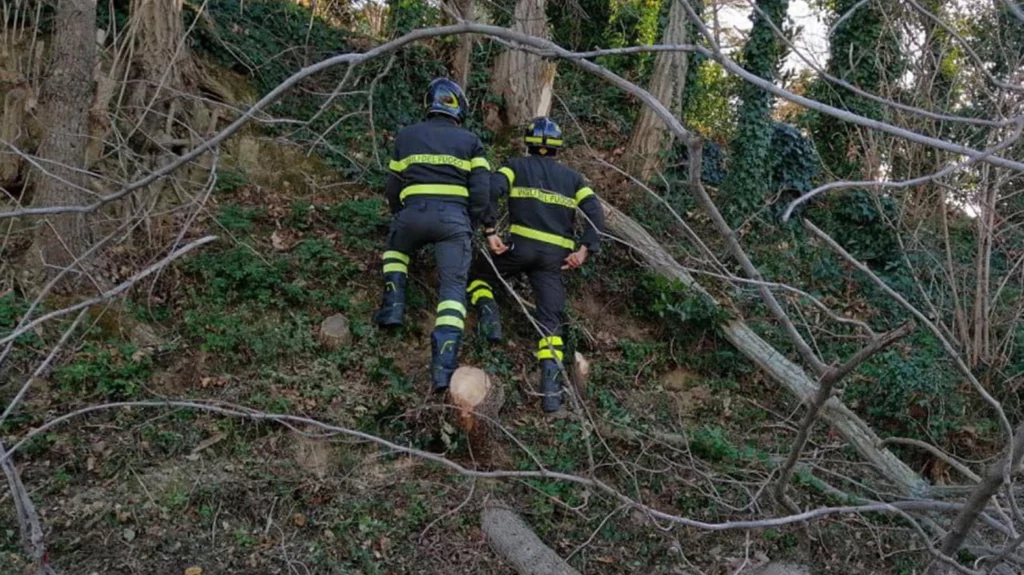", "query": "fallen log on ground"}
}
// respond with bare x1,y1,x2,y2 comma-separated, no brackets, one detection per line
602,200,929,497
481,503,582,575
